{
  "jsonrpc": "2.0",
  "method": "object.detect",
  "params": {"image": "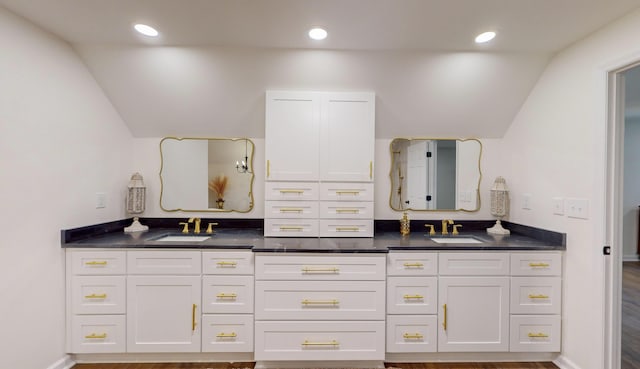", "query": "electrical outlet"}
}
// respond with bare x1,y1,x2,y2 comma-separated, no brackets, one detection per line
522,193,532,210
552,197,564,215
96,192,106,209
566,198,589,219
